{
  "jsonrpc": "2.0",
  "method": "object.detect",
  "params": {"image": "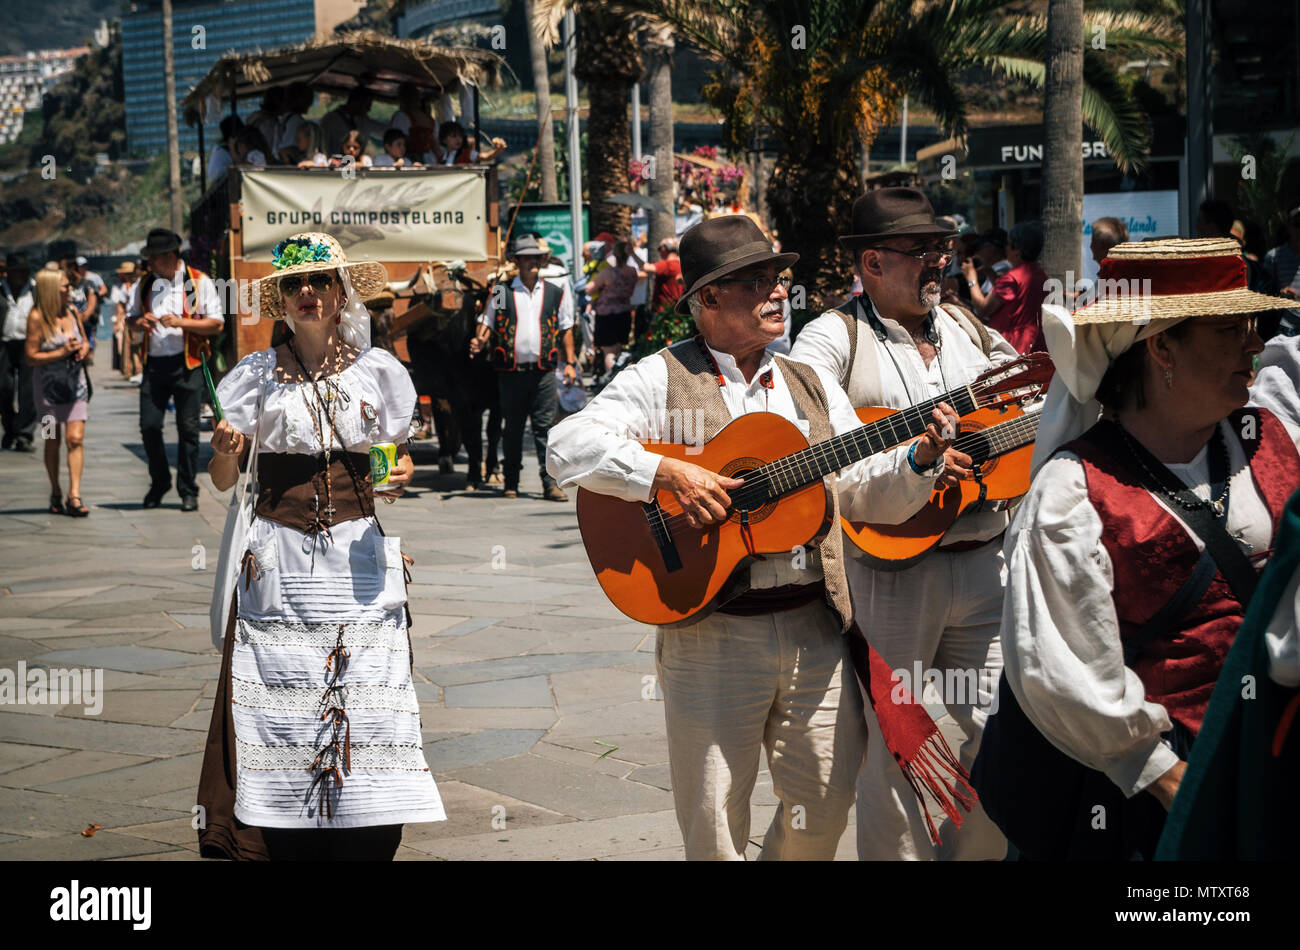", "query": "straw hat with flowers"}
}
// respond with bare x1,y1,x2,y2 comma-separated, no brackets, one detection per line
1072,237,1293,324
255,232,388,321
